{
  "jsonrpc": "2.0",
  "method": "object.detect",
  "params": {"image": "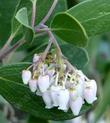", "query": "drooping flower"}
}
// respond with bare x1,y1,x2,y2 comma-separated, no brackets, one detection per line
42,90,53,109
50,85,61,107
22,70,31,85
84,80,97,104
21,52,97,116
69,96,83,116
58,89,69,111
38,75,50,92
29,79,37,92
